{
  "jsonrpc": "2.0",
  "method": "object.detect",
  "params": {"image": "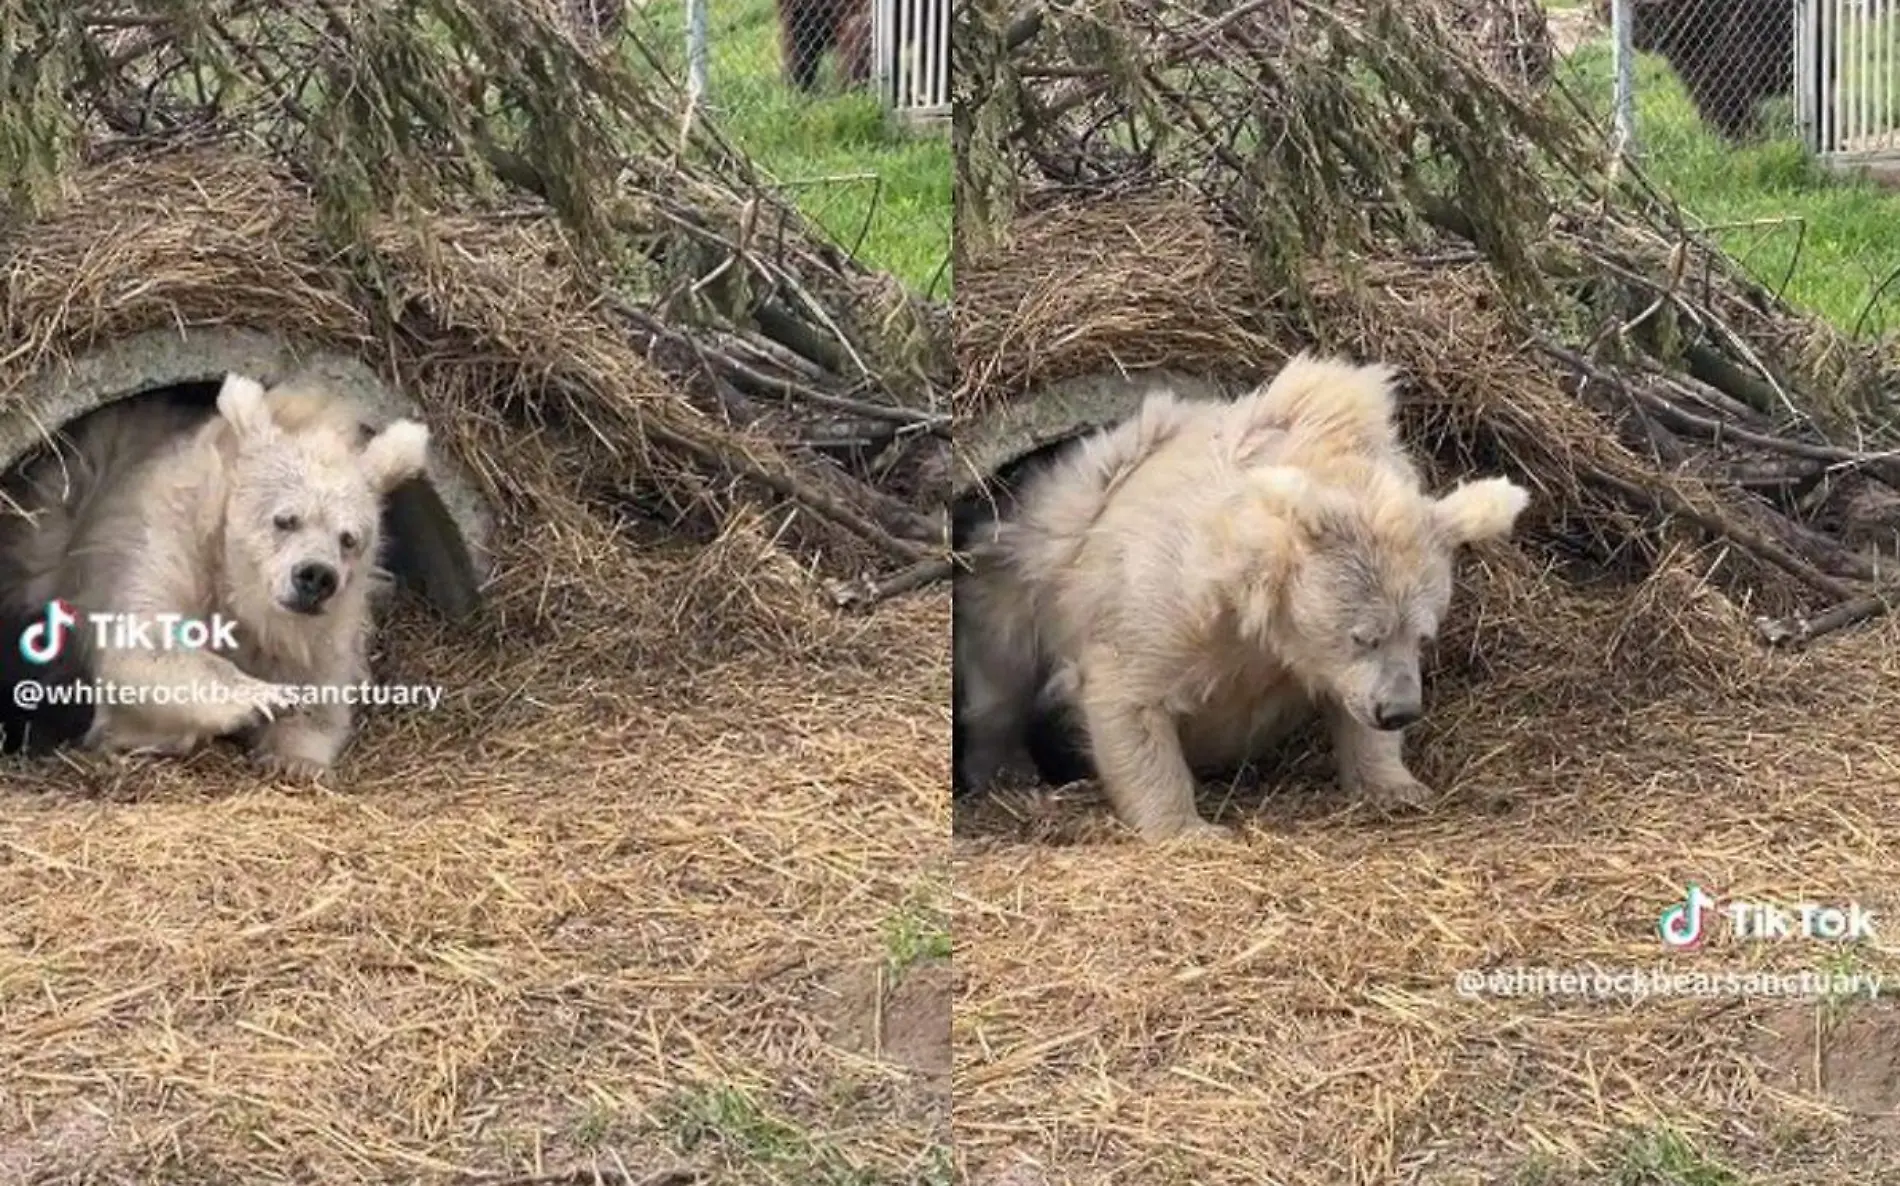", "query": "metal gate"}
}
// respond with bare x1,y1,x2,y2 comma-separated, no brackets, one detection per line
874,0,950,118
1798,0,1900,160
